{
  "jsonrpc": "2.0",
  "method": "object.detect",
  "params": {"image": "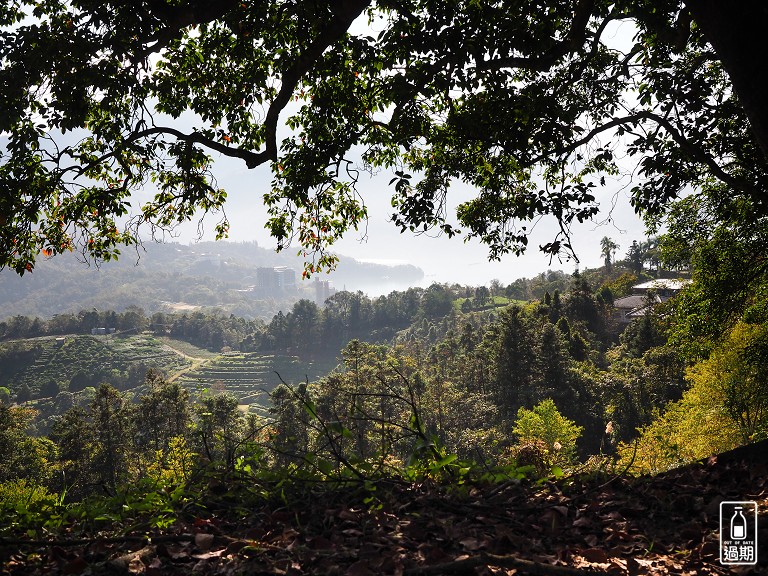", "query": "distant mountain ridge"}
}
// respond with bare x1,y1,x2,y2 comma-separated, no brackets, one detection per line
0,241,424,320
